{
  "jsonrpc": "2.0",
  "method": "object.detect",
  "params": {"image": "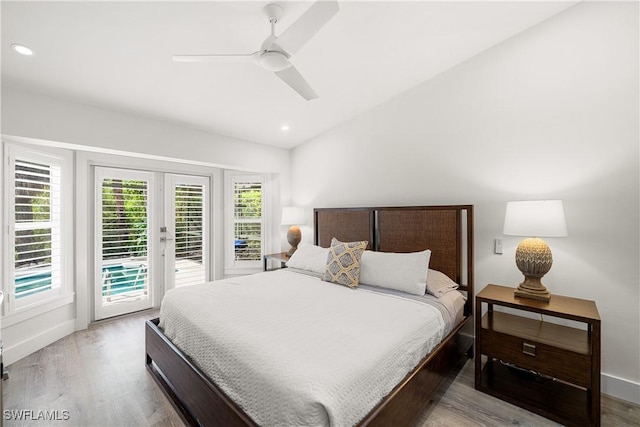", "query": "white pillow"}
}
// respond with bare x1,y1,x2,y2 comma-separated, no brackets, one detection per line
285,242,329,275
359,250,431,296
426,268,459,297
